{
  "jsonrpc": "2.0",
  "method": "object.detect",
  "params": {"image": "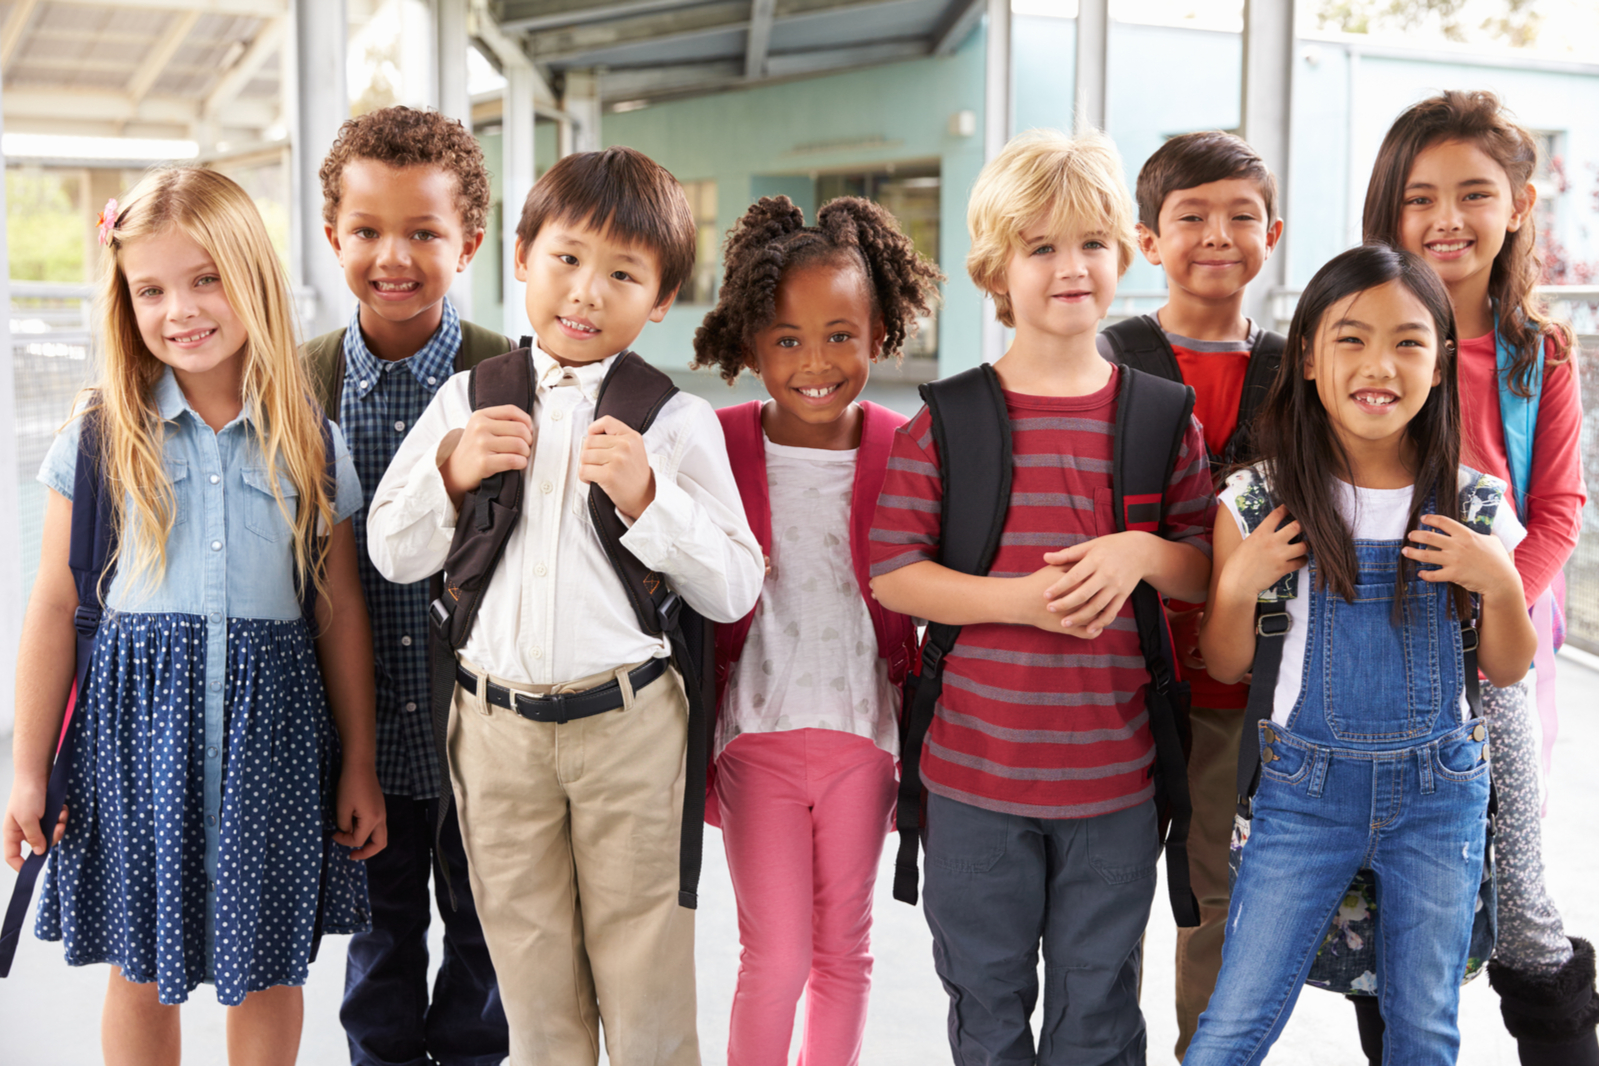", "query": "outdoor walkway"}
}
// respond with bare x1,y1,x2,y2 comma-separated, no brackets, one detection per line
1,654,1595,1066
